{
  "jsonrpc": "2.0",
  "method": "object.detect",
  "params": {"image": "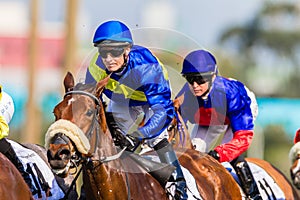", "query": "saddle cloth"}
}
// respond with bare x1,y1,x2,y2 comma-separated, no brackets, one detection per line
222,162,285,200
144,154,202,200
8,139,65,200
